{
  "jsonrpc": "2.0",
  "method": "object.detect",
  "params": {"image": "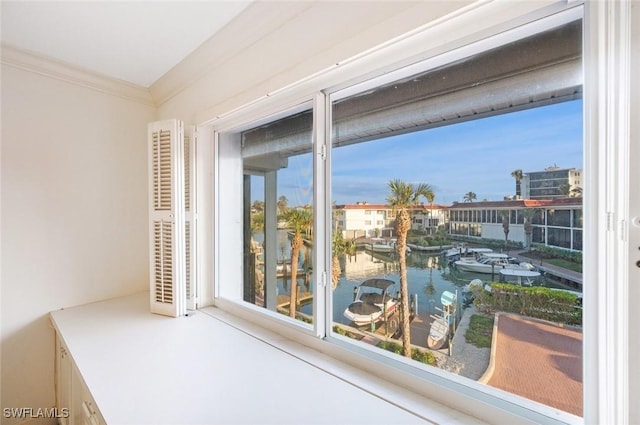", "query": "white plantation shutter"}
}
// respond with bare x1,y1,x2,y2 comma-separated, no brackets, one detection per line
184,125,197,311
148,119,186,317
